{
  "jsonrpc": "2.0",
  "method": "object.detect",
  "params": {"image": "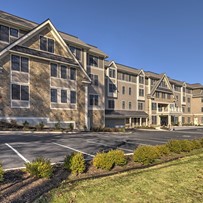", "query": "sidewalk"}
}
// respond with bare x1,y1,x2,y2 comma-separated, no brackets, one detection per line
173,126,203,131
